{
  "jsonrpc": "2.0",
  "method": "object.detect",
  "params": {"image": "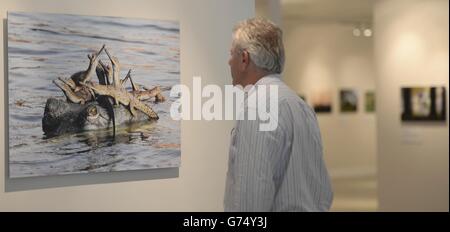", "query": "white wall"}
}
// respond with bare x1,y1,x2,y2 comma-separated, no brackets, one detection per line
0,0,254,211
255,0,282,25
374,0,449,211
283,20,377,179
